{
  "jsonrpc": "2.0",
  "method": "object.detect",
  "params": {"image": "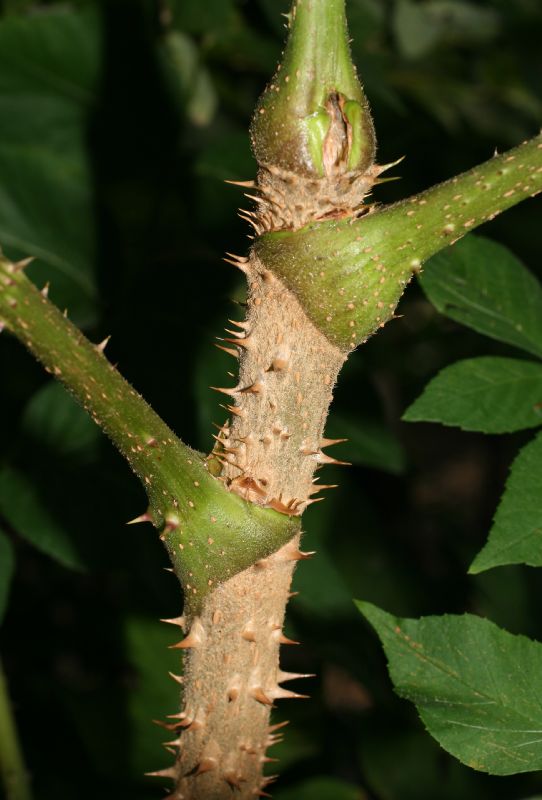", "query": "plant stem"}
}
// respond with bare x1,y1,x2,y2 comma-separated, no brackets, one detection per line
0,660,32,800
0,258,296,612
257,133,542,349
